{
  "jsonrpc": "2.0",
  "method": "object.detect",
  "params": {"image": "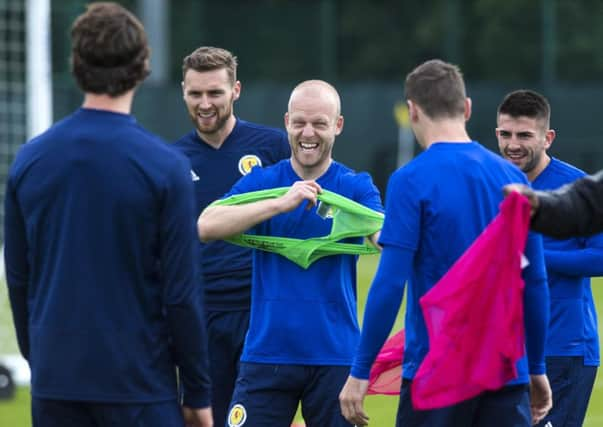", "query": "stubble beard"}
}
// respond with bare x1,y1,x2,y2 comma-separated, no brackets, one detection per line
191,102,233,135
